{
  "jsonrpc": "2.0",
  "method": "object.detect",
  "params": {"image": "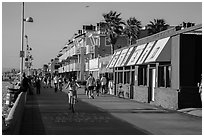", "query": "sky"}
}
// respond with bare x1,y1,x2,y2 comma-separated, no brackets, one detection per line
2,1,202,69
